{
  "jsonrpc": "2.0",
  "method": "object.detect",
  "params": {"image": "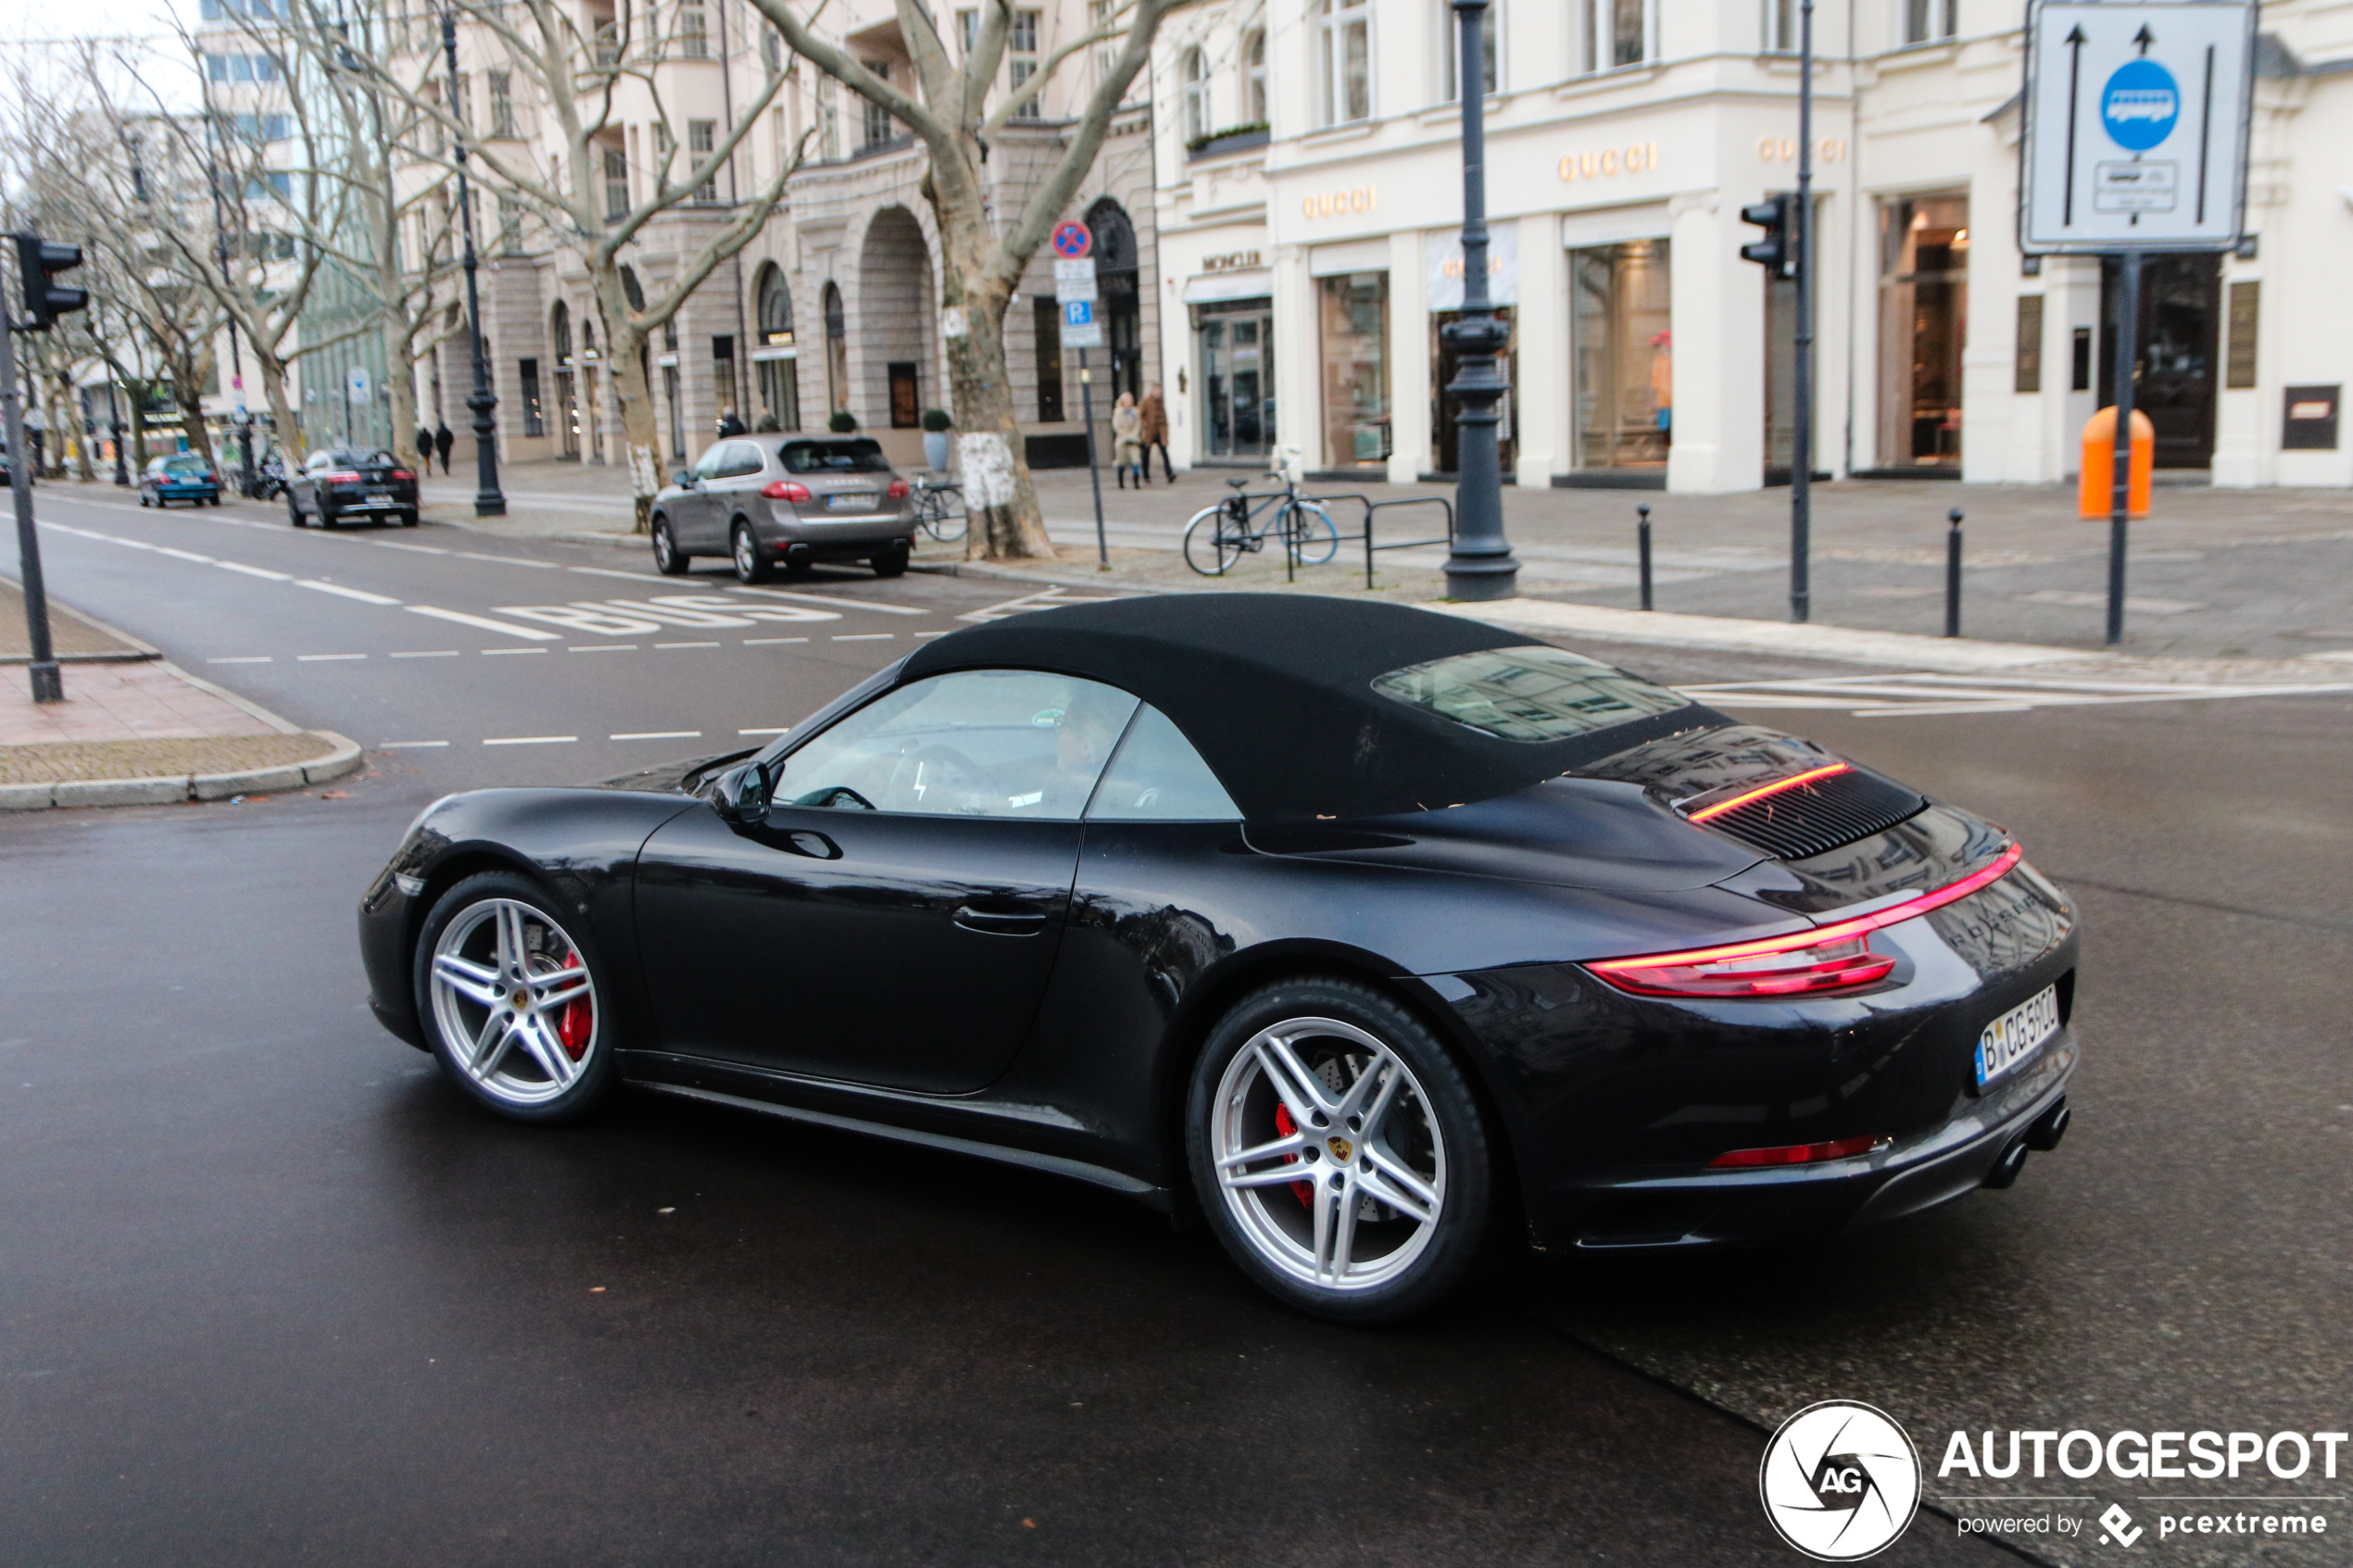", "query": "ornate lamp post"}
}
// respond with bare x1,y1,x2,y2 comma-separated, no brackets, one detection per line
442,6,506,516
1439,0,1518,602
